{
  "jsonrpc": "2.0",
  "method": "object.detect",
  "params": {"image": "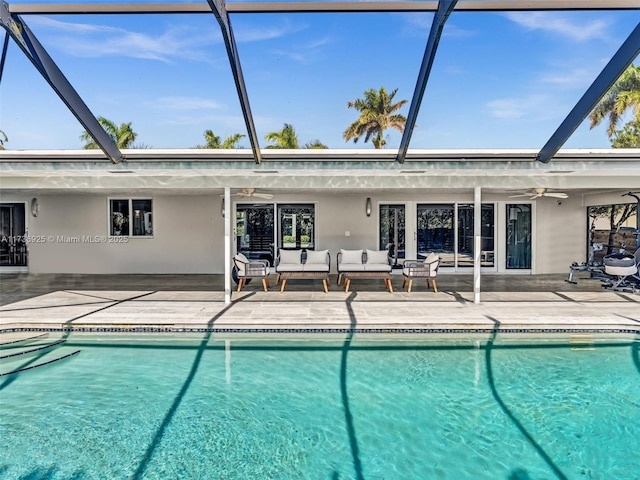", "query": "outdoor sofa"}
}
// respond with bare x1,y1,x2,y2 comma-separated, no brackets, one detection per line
337,249,393,292
275,249,331,292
